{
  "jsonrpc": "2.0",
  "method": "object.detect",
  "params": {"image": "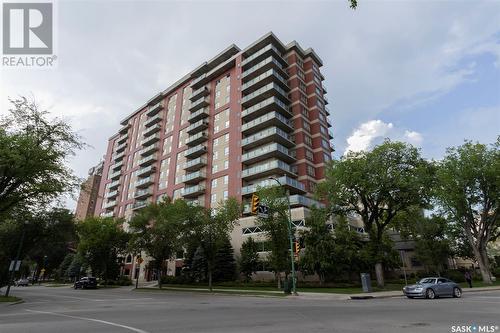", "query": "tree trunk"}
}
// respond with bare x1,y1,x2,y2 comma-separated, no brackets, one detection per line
375,262,384,288
276,272,281,289
158,265,162,289
208,267,213,292
476,246,492,284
